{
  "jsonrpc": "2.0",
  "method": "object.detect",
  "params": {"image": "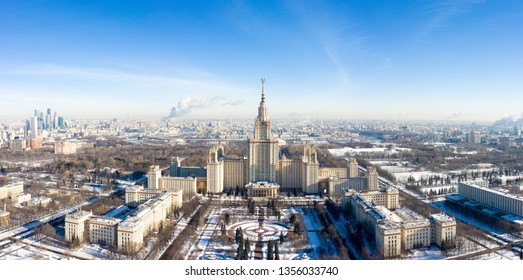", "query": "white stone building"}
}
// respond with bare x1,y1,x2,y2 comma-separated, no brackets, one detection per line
459,182,523,217
430,213,457,248
89,216,120,247
0,181,24,200
347,193,456,258
65,210,93,243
